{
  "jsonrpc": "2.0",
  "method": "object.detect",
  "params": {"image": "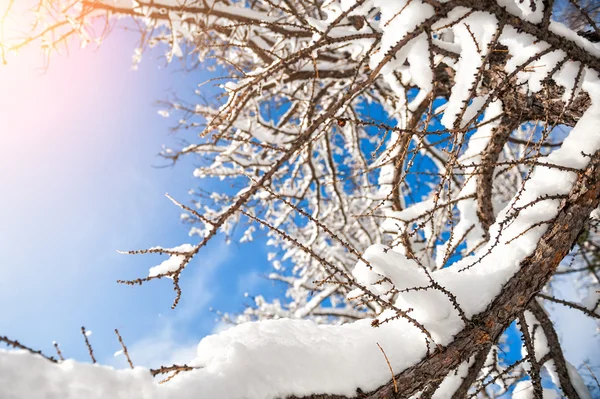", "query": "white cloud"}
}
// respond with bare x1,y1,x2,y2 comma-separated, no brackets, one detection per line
115,322,198,369
236,270,265,296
